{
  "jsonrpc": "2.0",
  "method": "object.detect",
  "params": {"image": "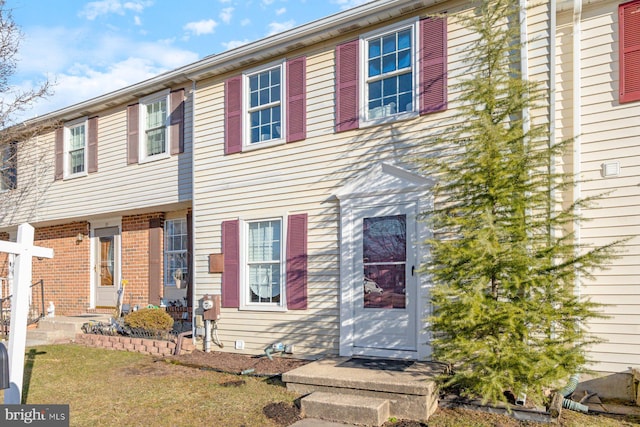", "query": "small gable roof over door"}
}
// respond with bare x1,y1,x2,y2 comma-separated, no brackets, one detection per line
335,162,434,201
